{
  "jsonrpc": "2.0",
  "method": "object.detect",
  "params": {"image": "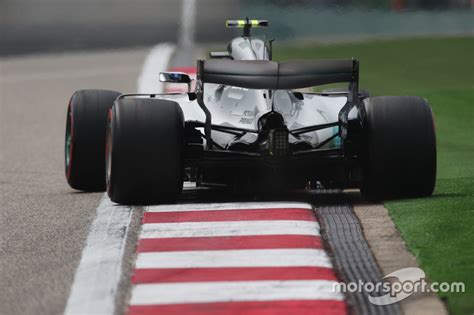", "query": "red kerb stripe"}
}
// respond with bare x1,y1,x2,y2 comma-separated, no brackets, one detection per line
128,300,347,315
132,266,338,283
137,235,322,252
142,208,316,223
